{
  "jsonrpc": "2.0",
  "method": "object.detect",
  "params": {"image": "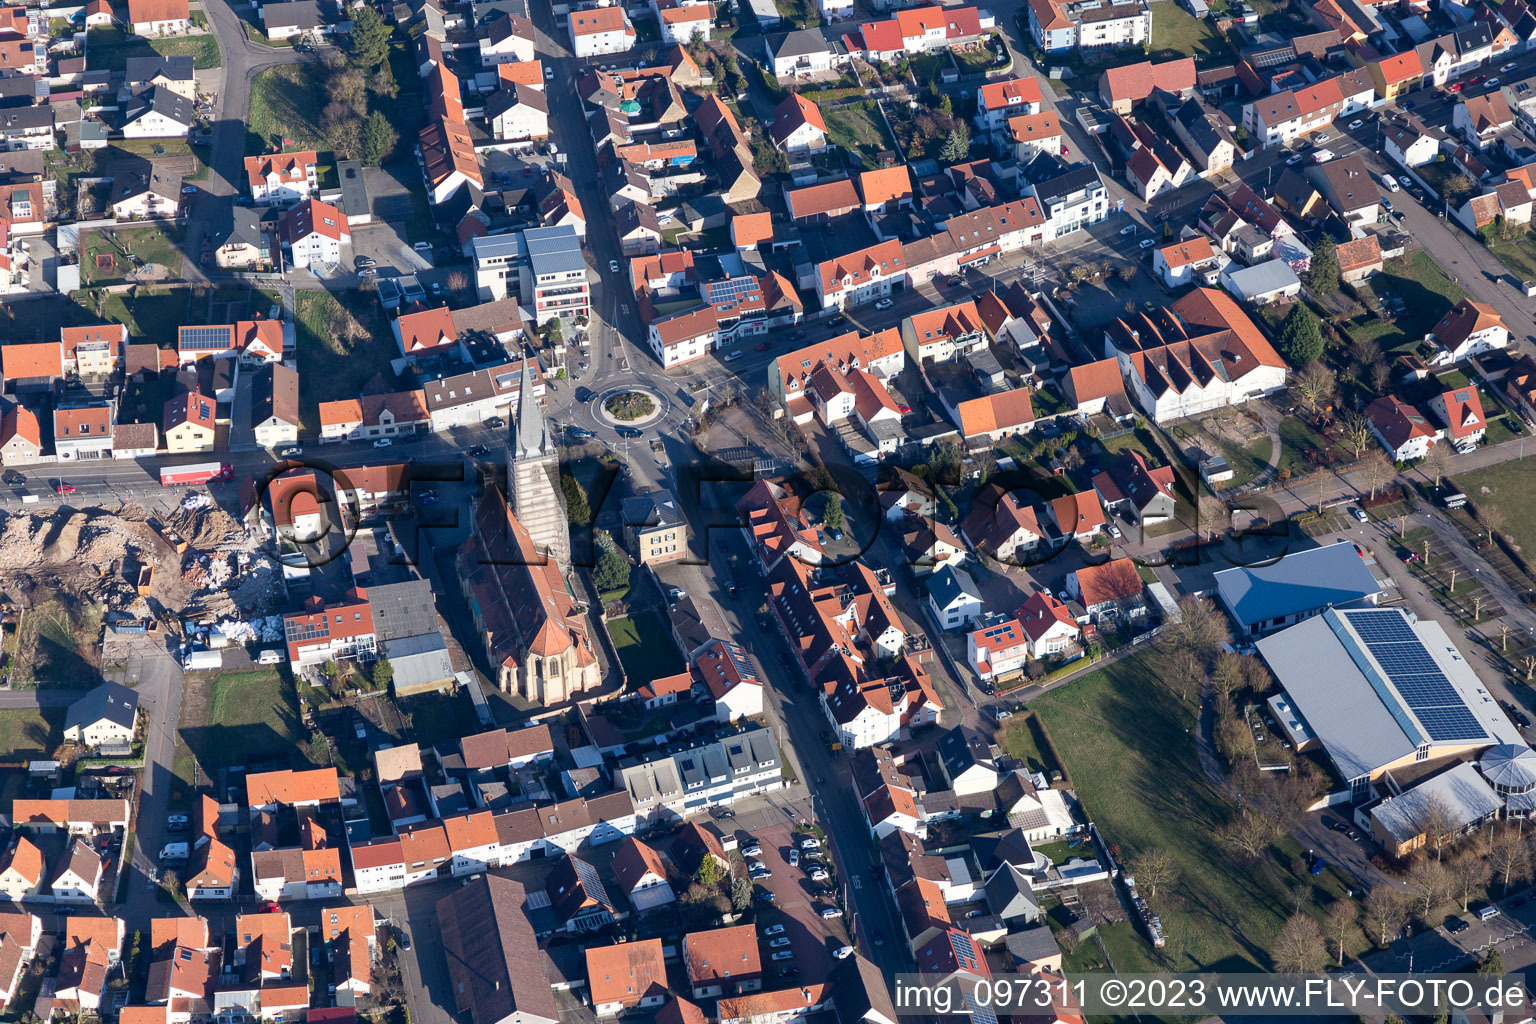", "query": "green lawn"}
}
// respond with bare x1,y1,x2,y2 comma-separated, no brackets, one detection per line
94,287,190,347
1149,3,1230,64
1488,231,1536,284
1373,252,1468,342
823,103,895,169
80,226,186,285
178,668,307,775
609,611,685,687
294,289,403,435
397,691,485,746
1031,652,1365,974
1278,417,1336,477
247,63,328,154
0,708,65,760
1218,434,1275,488
1454,460,1536,559
87,26,222,70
